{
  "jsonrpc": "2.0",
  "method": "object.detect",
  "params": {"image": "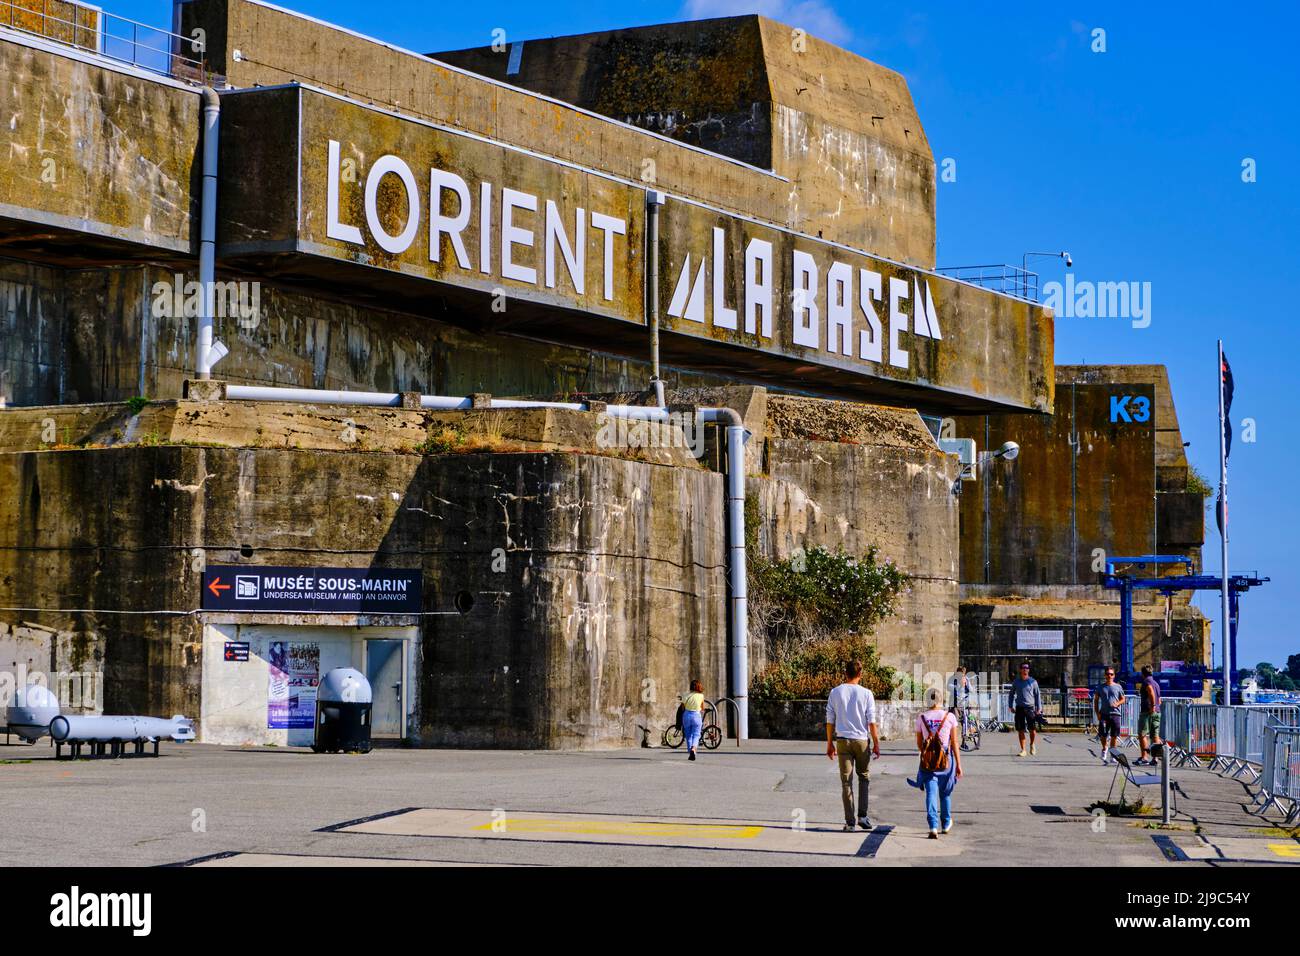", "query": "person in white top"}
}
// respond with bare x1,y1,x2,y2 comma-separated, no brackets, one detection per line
825,659,880,831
